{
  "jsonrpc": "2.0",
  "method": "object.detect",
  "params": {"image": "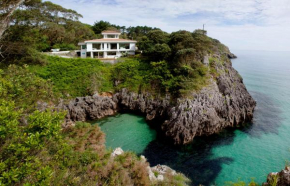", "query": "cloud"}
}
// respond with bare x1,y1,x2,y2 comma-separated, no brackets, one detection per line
46,0,290,51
